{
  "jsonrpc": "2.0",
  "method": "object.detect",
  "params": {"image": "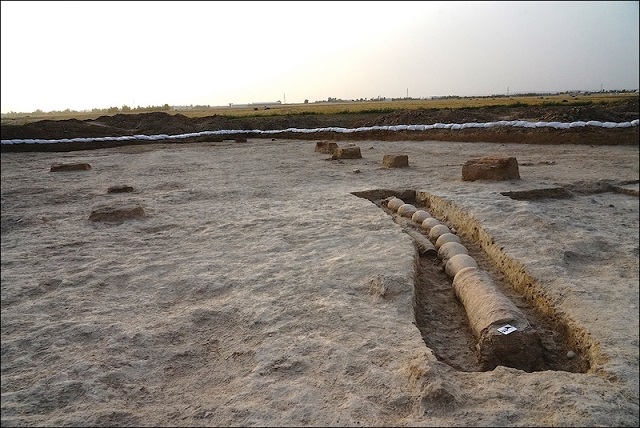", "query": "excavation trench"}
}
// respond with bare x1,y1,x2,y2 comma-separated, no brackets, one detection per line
352,188,597,374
